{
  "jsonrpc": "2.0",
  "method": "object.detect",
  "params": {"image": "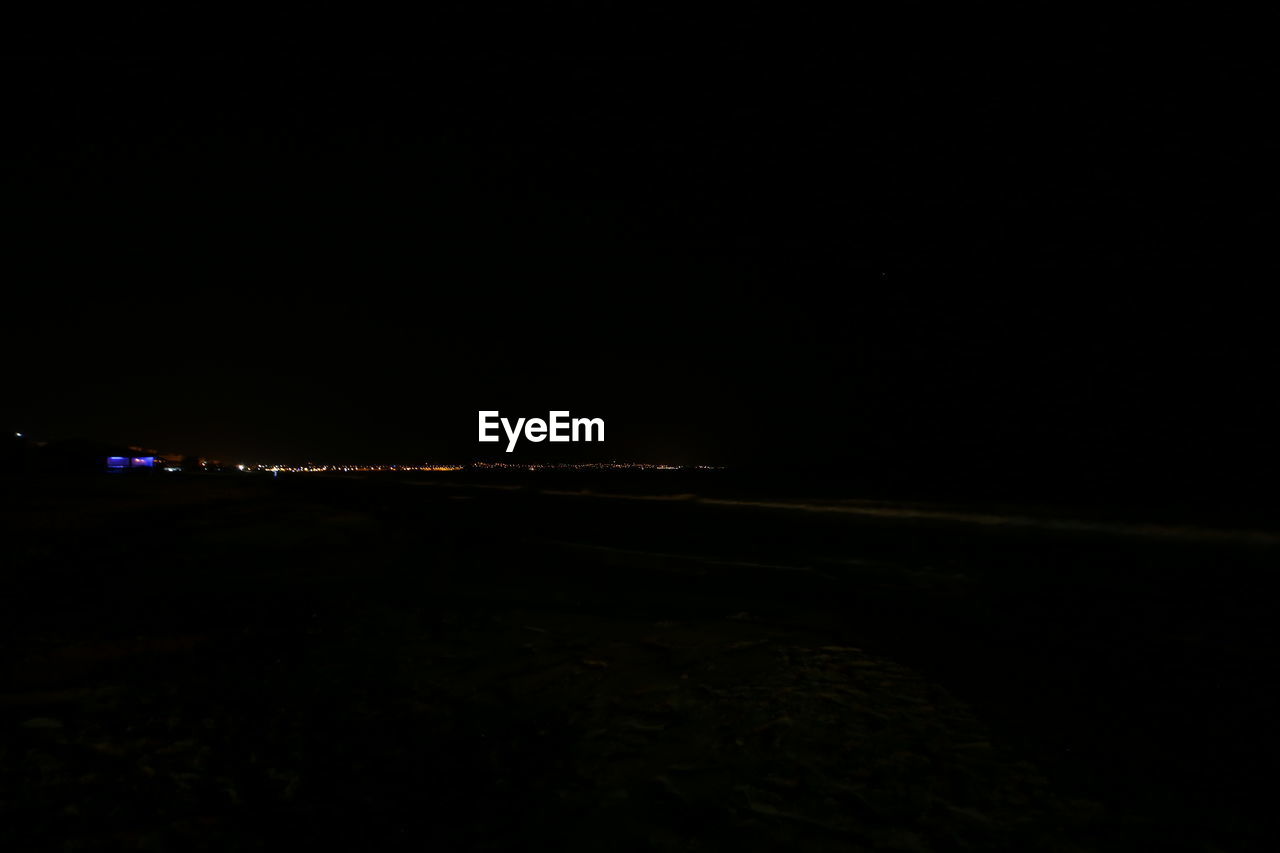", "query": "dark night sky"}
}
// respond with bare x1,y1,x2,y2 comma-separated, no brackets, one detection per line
4,26,1275,500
